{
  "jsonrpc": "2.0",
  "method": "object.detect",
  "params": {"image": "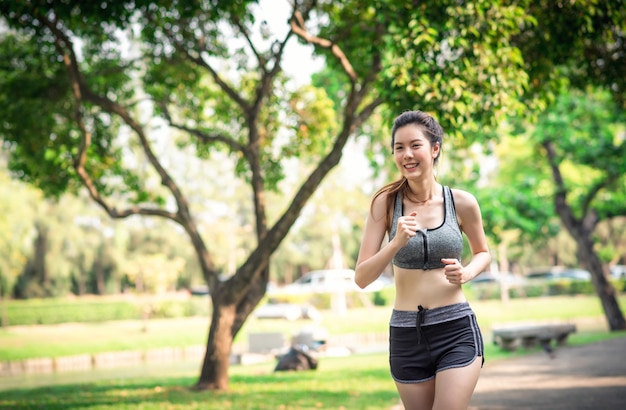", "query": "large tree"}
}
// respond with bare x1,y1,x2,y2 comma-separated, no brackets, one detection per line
507,0,626,330
537,89,626,330
0,0,531,390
